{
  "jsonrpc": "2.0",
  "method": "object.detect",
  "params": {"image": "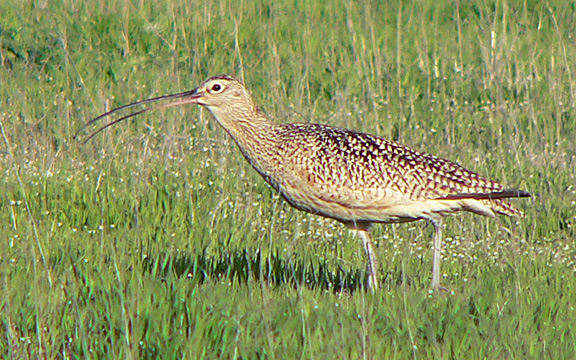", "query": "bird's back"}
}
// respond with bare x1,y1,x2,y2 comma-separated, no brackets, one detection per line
246,123,526,225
